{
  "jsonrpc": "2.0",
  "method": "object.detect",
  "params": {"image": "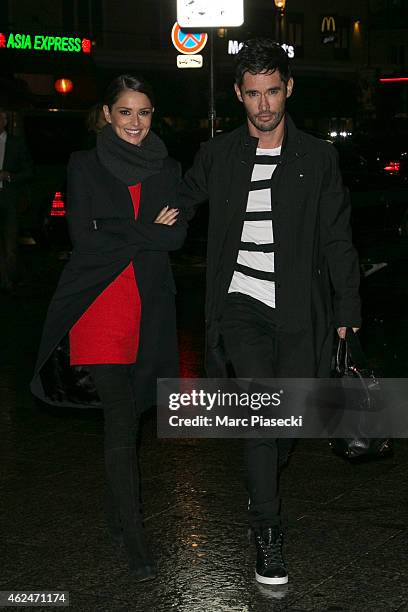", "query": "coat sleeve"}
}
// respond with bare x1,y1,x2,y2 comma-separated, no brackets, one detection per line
5,137,34,184
319,146,362,328
176,142,211,220
67,154,186,254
